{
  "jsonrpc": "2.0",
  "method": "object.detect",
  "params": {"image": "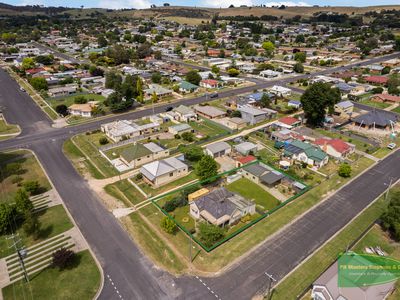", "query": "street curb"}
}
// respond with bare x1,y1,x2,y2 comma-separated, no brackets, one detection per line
6,148,105,300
